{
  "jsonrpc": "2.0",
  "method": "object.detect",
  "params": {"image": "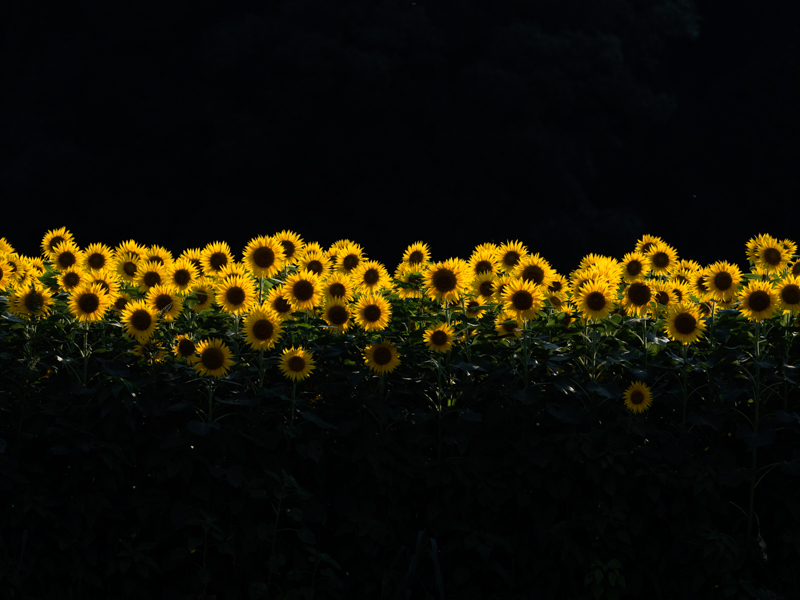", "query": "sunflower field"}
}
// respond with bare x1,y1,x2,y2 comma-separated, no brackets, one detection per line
2,228,799,599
